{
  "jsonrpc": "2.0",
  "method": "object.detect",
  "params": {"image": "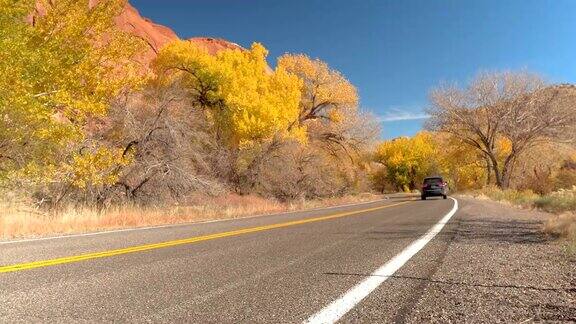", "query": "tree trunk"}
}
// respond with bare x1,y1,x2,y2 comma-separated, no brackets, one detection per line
408,165,417,191
500,166,510,189
488,153,504,188
485,155,492,185
500,157,514,189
